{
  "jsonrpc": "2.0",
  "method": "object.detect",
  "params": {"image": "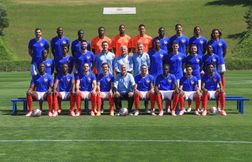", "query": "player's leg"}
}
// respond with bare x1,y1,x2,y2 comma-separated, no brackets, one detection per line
68,92,76,116
89,92,97,116
217,90,226,116
114,93,122,115
75,92,83,116
45,92,53,117
96,93,102,116
202,91,210,116
134,91,141,115
26,90,38,116
178,91,185,116
127,93,134,115
171,91,179,116
156,91,163,116
147,92,156,114
53,91,61,117
194,92,201,115
108,93,114,116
